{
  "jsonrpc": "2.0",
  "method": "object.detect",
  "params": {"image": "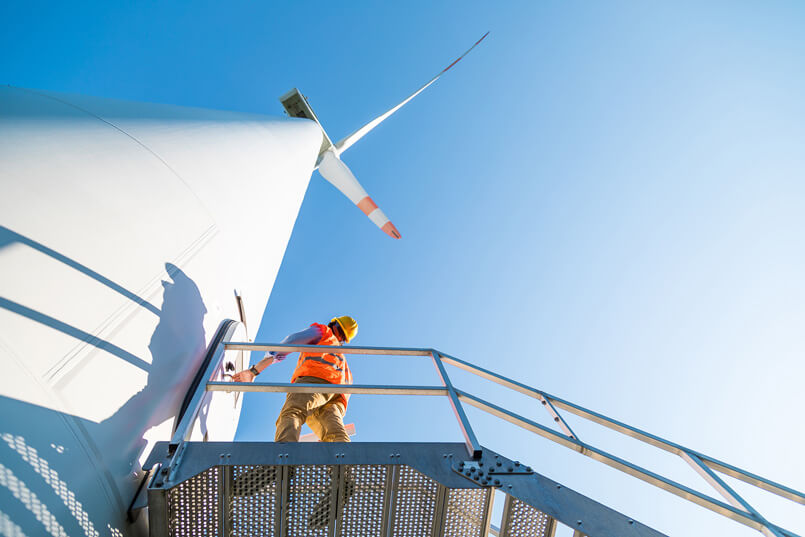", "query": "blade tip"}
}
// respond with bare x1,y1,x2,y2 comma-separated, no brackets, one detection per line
382,221,402,239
